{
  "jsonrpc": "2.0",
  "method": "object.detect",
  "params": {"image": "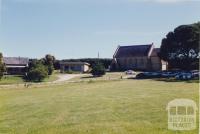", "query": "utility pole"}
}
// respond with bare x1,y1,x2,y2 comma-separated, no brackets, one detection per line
98,52,100,59
97,52,100,64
